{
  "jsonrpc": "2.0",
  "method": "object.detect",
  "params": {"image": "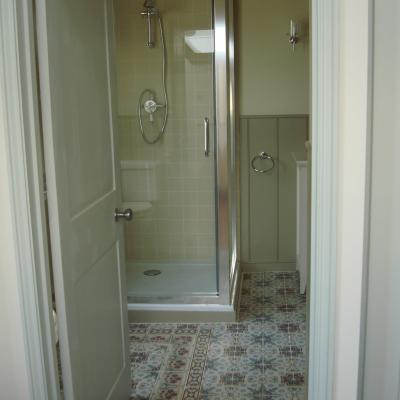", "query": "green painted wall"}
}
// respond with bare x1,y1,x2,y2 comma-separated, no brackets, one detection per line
237,0,310,271
237,0,309,115
240,116,308,270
